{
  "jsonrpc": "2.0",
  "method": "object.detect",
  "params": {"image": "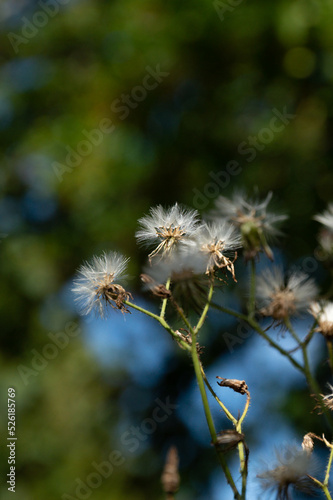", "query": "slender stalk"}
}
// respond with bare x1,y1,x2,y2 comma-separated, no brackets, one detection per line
191,333,240,499
124,300,191,352
285,318,333,430
237,441,247,500
236,392,250,499
248,259,256,318
195,280,214,333
238,393,251,428
200,363,236,423
211,302,304,373
191,340,217,442
211,303,248,321
160,277,171,319
324,443,333,486
309,476,332,500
